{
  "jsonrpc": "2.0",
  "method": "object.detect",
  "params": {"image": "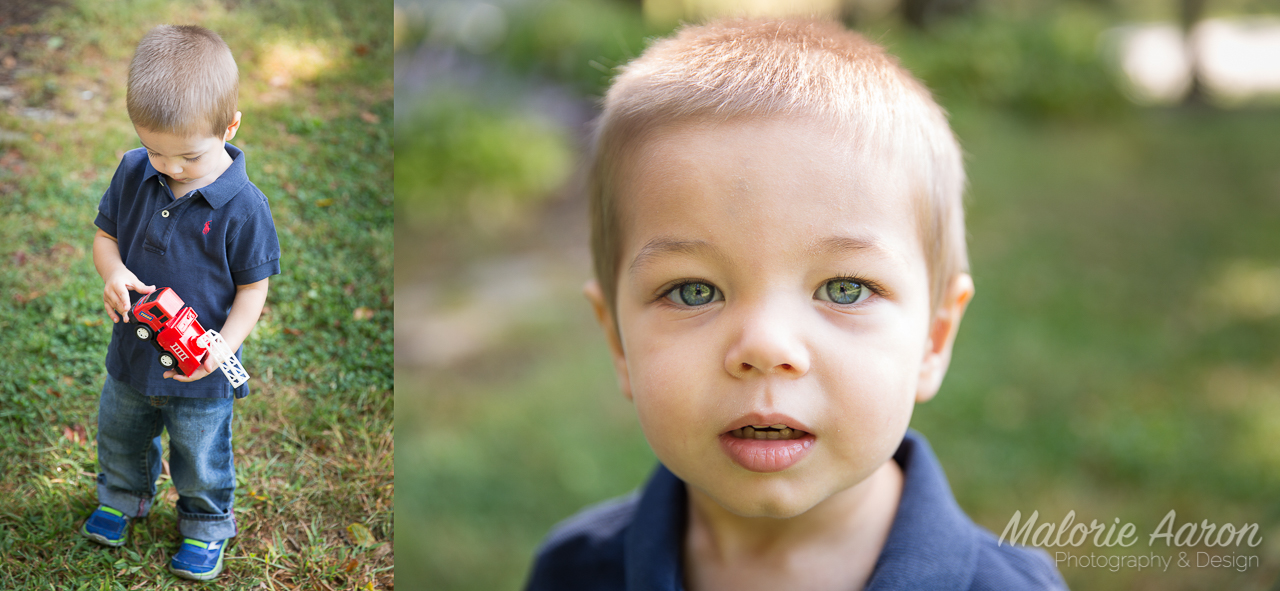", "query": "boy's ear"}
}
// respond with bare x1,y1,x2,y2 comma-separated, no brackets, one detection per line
584,279,633,400
223,111,242,142
917,273,975,403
